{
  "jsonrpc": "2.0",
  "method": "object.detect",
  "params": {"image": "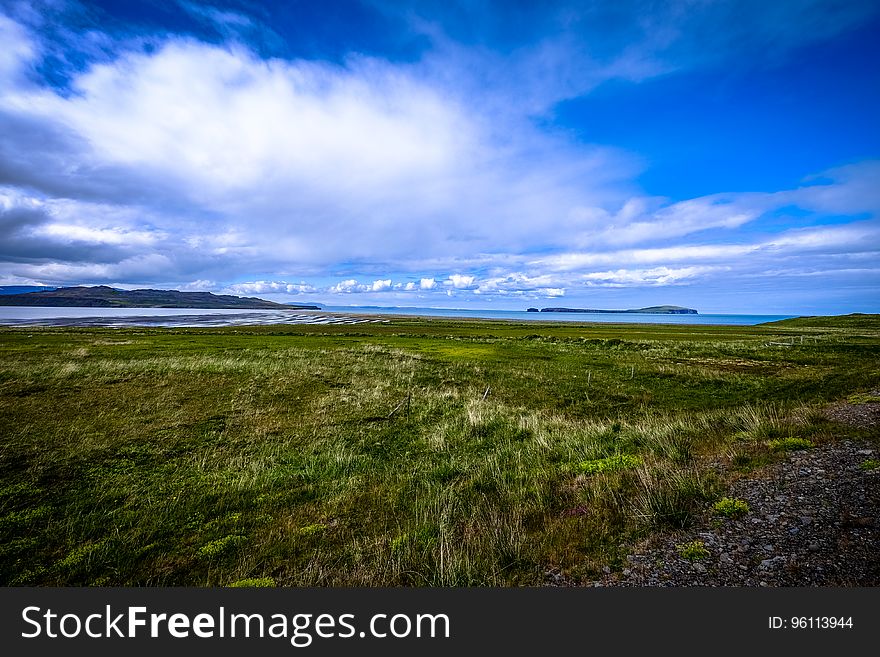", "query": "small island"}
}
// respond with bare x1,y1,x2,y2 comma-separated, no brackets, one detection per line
533,305,698,314
0,285,321,310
